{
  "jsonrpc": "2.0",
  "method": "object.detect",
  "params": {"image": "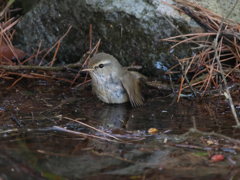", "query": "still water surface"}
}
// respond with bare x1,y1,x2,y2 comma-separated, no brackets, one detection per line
0,81,239,179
